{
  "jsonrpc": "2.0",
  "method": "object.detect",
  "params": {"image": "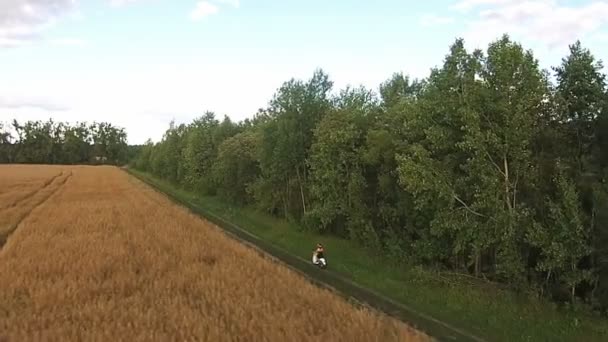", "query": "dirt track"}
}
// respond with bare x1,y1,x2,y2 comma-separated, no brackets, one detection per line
130,169,487,342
